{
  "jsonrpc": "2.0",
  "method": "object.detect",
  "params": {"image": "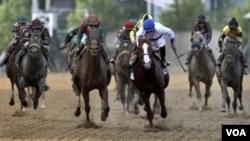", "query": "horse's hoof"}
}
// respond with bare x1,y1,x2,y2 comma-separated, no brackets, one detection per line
74,108,81,117
44,85,50,91
101,108,110,121
23,101,28,107
221,110,226,113
239,106,244,110
188,94,192,97
161,111,167,118
9,100,15,106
